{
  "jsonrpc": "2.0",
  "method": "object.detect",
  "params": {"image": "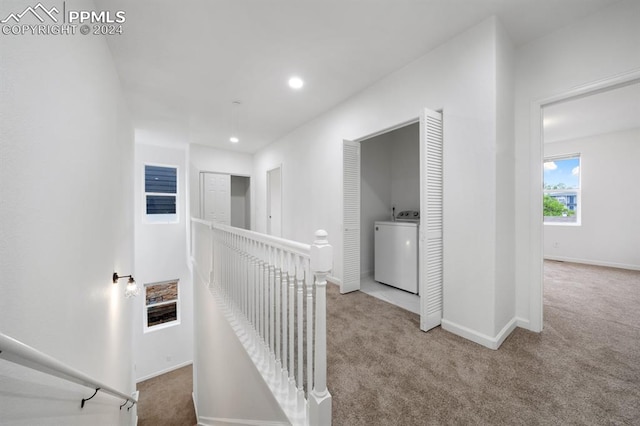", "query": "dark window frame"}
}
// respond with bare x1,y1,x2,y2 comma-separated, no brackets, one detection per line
144,164,178,223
